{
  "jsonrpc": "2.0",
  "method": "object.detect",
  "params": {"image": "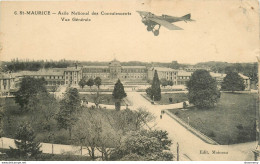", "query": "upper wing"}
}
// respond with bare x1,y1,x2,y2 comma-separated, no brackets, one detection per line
149,18,183,30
